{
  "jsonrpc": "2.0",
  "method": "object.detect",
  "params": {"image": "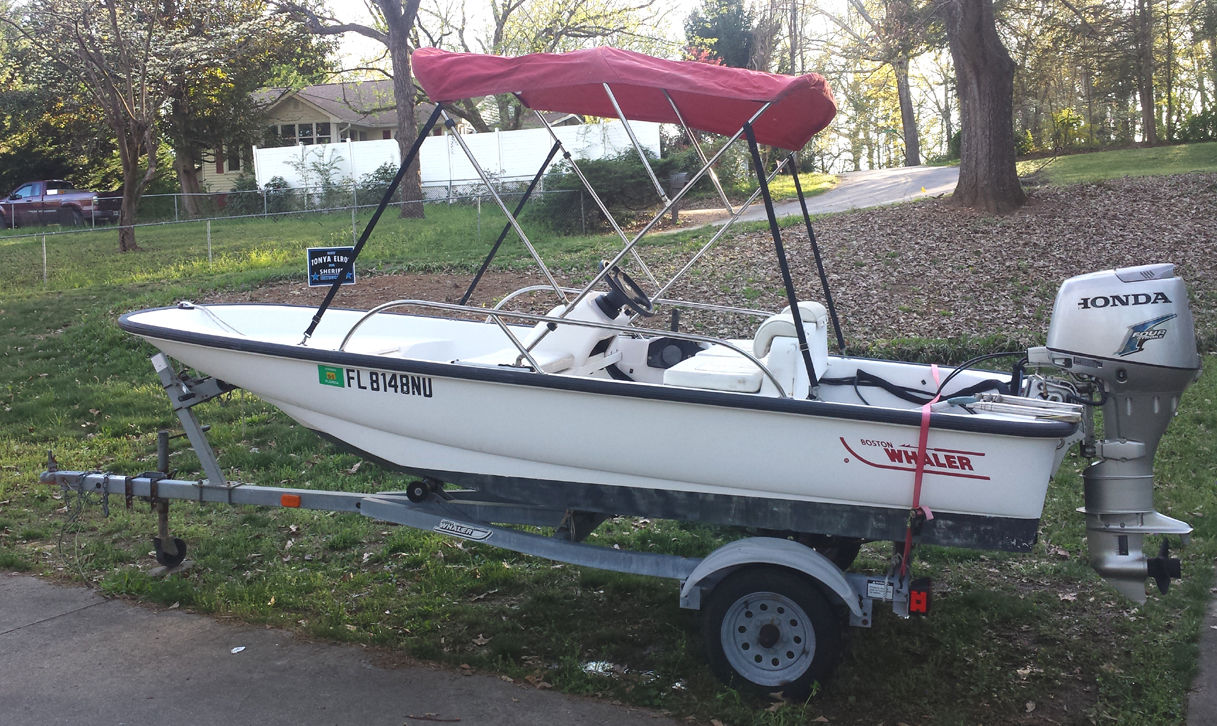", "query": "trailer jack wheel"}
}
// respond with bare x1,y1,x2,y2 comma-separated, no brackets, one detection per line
703,566,842,700
153,536,188,568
